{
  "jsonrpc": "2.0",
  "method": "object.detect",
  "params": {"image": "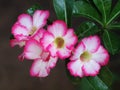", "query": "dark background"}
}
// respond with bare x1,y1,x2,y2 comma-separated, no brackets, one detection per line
0,0,120,90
